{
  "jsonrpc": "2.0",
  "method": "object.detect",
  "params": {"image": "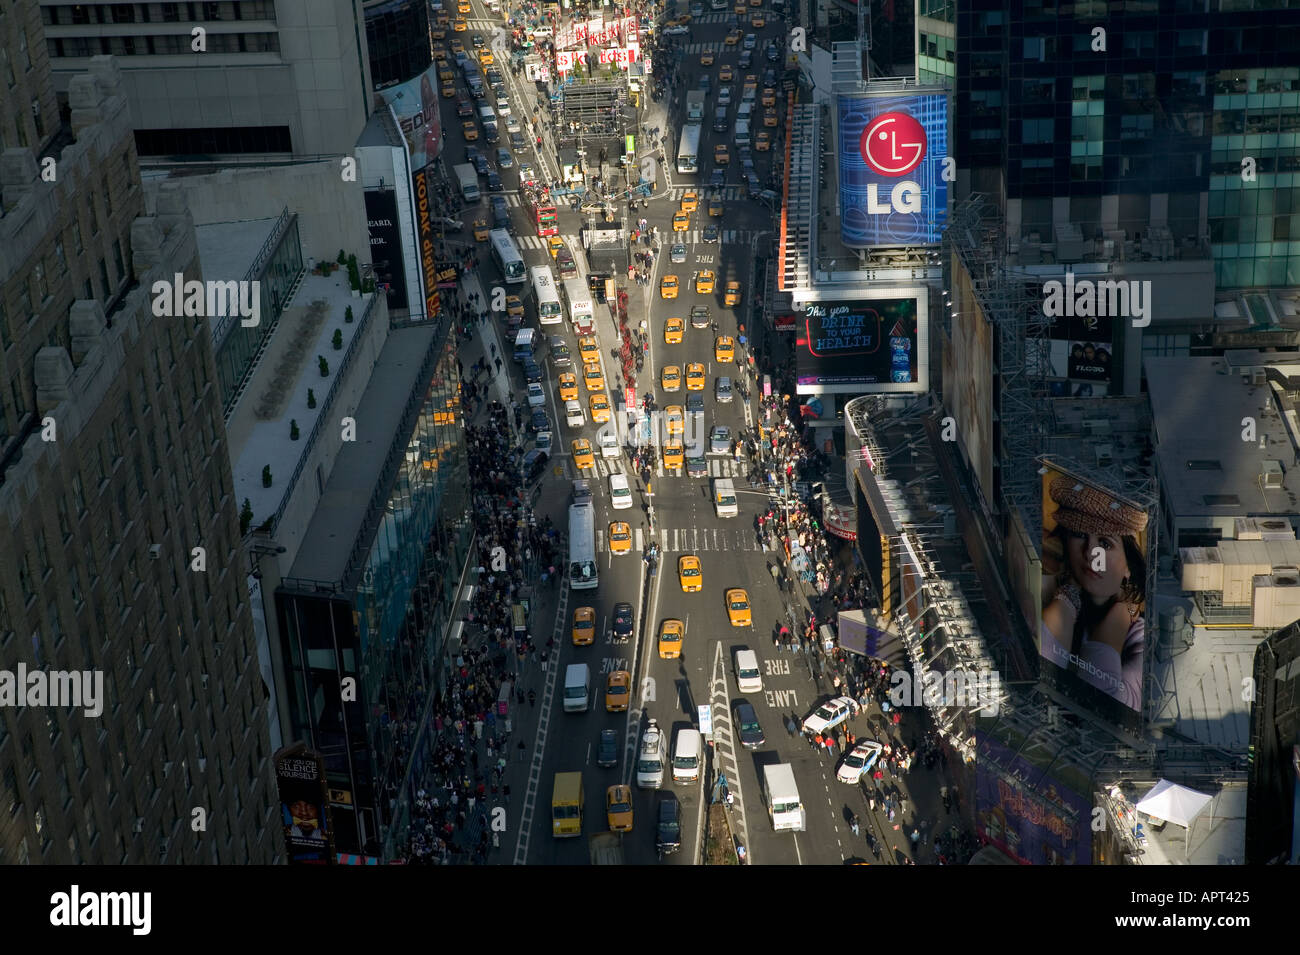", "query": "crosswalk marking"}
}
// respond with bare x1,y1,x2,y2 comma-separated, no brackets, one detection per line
596,525,761,553
668,186,747,202
560,453,753,481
